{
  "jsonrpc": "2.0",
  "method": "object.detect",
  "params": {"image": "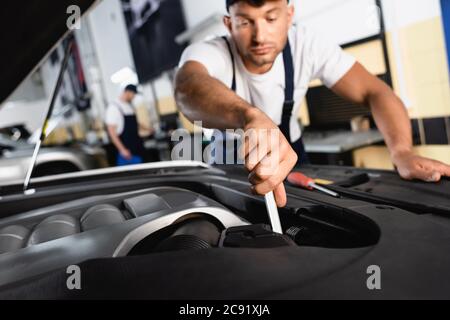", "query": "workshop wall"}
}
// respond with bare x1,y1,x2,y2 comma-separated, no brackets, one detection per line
385,14,450,153
357,0,450,169
384,0,450,119
296,0,450,169
298,0,449,119
86,0,136,103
